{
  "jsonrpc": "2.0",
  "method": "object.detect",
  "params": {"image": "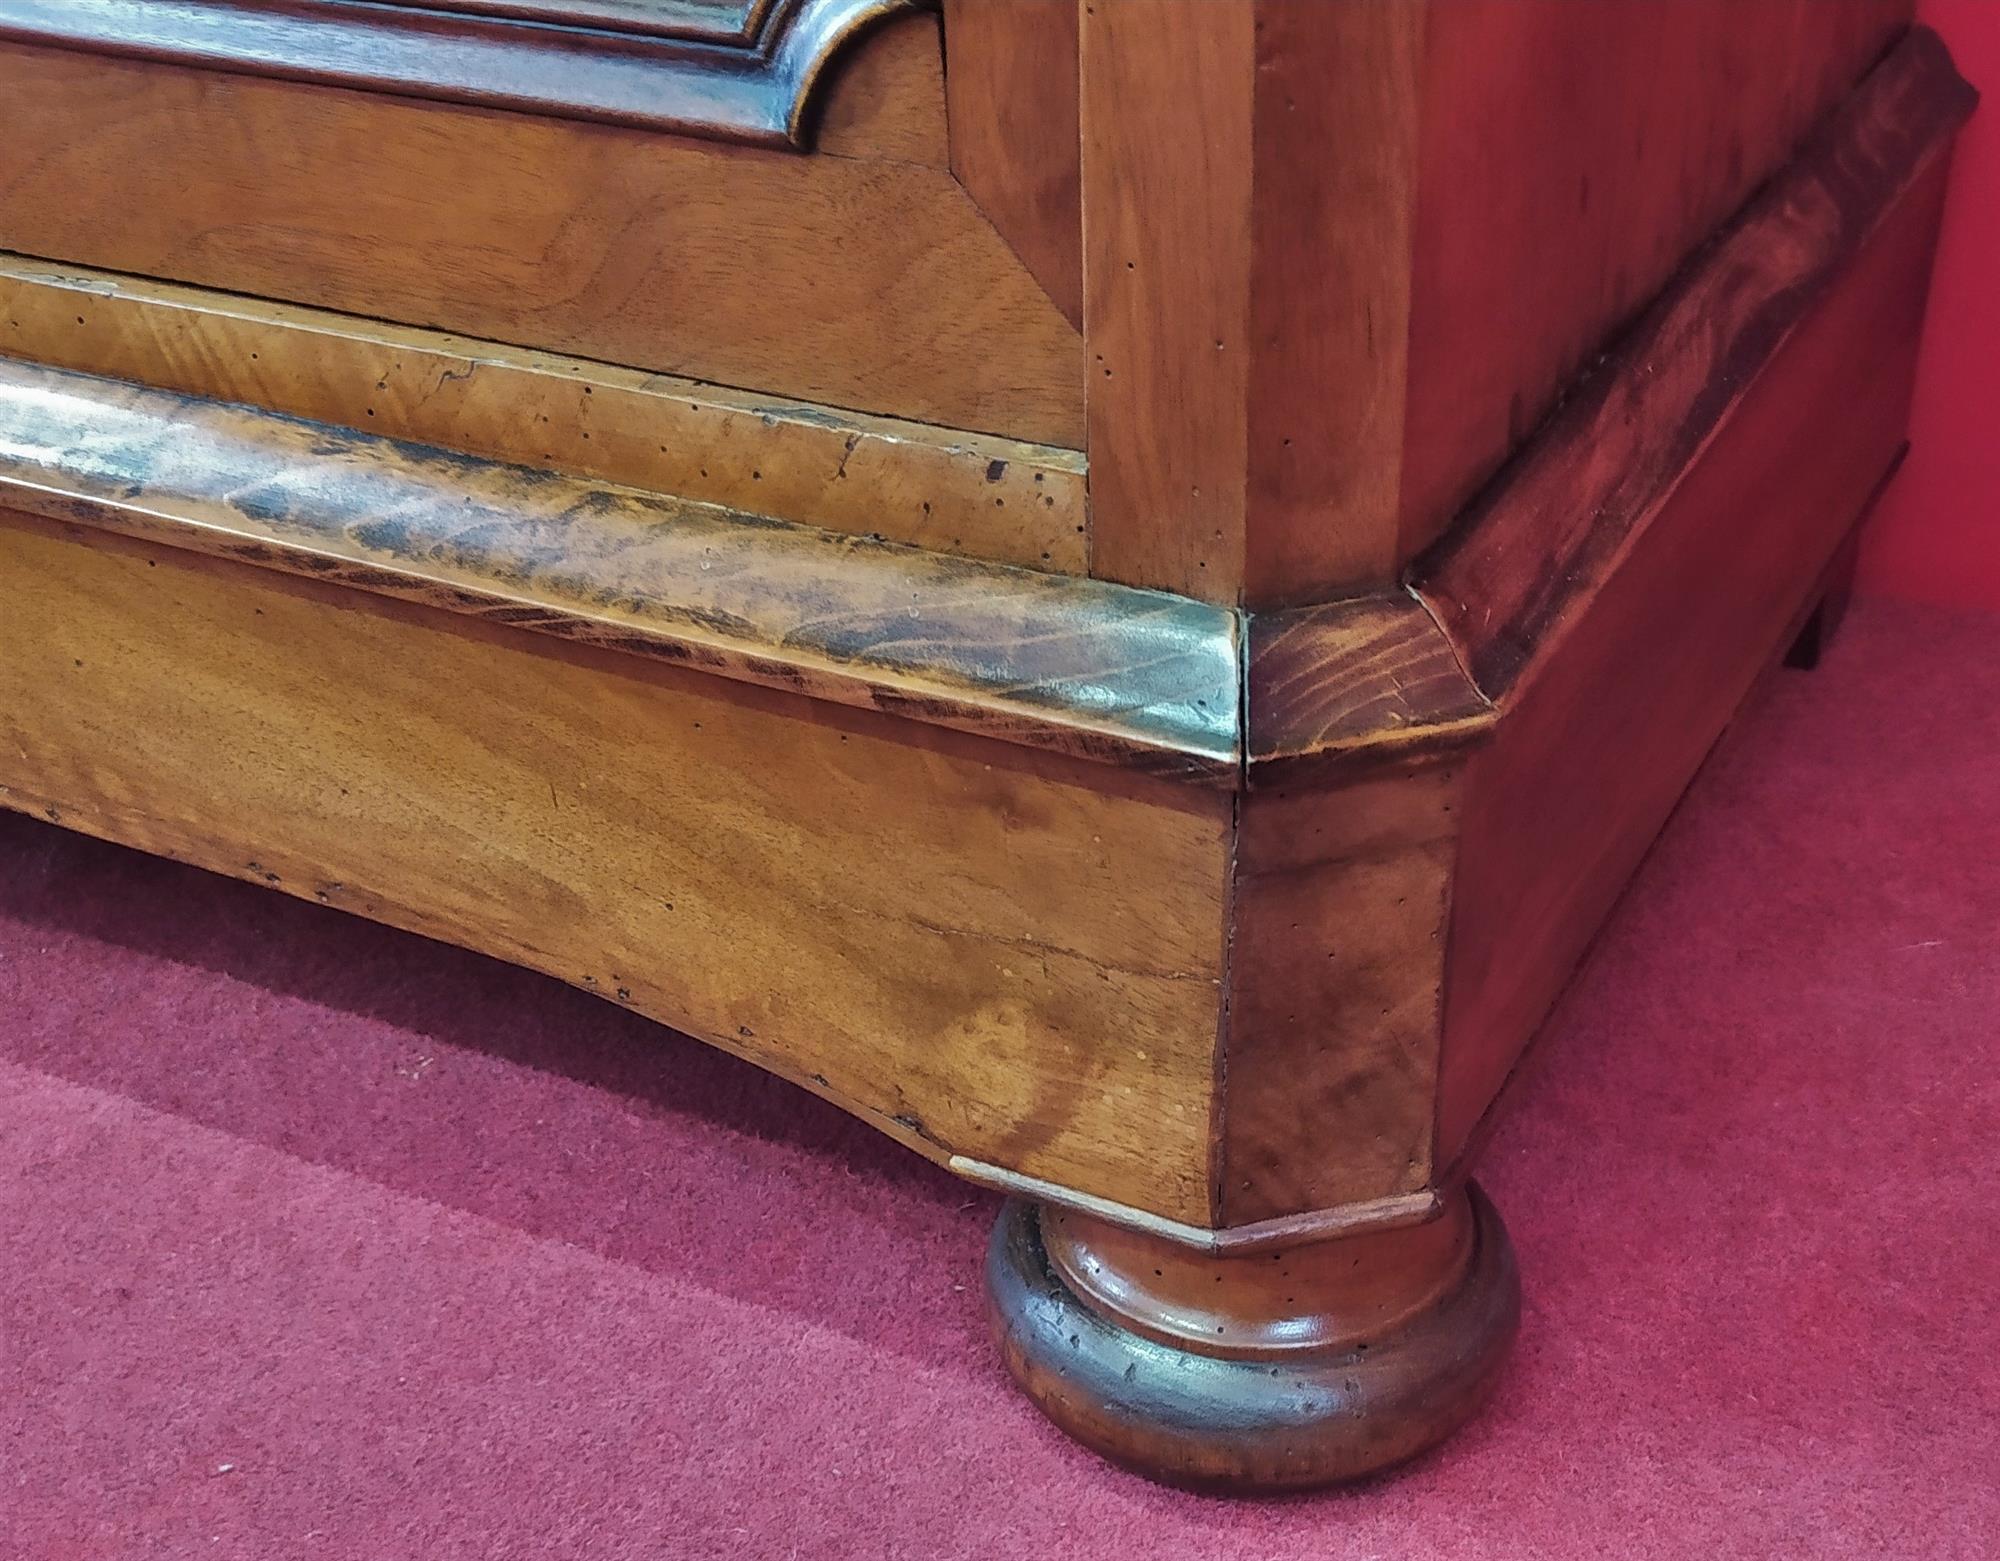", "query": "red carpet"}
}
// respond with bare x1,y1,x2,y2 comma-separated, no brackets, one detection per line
2,599,1995,1559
